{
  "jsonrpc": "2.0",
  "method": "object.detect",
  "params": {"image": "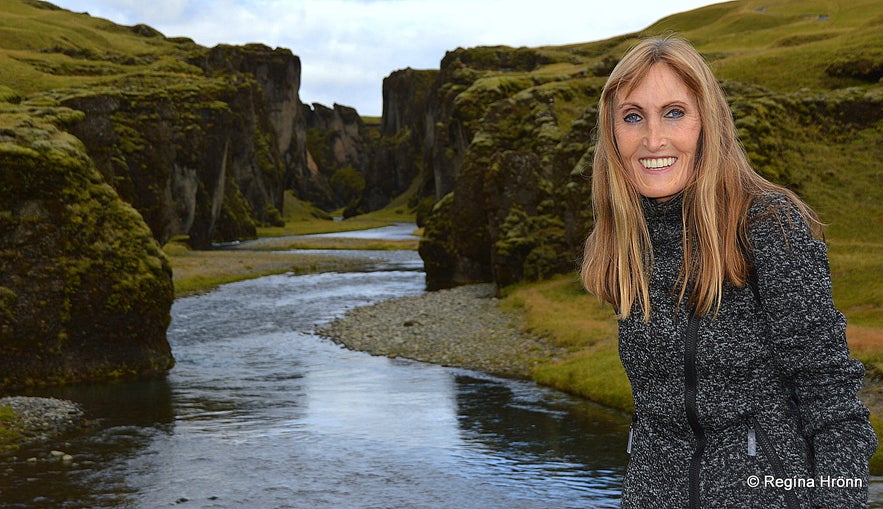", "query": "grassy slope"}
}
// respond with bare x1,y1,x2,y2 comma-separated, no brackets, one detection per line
0,0,201,96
